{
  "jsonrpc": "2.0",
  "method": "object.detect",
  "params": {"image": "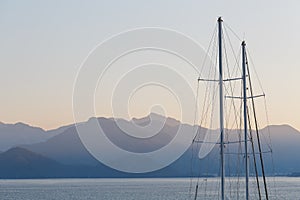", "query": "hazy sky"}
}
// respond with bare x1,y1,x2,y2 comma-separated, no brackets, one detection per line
0,0,299,130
